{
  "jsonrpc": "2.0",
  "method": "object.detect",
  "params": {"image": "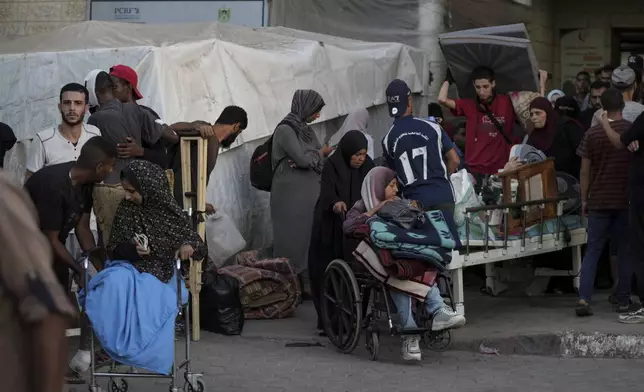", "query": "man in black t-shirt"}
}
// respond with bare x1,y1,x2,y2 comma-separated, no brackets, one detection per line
24,136,116,290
